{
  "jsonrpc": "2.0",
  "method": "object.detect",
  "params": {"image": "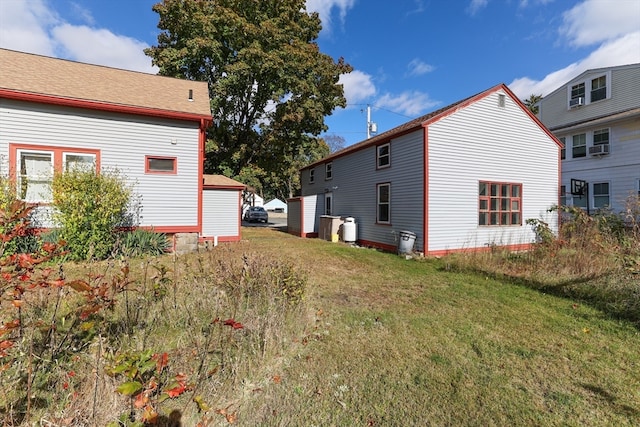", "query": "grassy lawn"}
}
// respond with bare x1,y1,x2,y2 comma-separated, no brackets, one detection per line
232,227,640,426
